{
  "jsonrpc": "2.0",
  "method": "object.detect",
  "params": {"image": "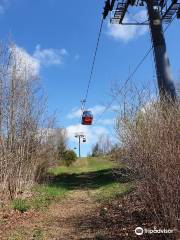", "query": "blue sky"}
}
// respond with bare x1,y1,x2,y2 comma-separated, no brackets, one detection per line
0,0,179,156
